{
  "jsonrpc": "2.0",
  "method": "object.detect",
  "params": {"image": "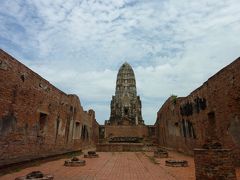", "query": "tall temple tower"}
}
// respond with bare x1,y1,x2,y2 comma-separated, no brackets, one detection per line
107,62,144,125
